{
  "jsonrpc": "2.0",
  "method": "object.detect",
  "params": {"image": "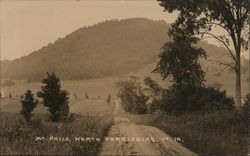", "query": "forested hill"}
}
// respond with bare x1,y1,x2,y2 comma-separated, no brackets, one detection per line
1,18,170,81
0,18,242,81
